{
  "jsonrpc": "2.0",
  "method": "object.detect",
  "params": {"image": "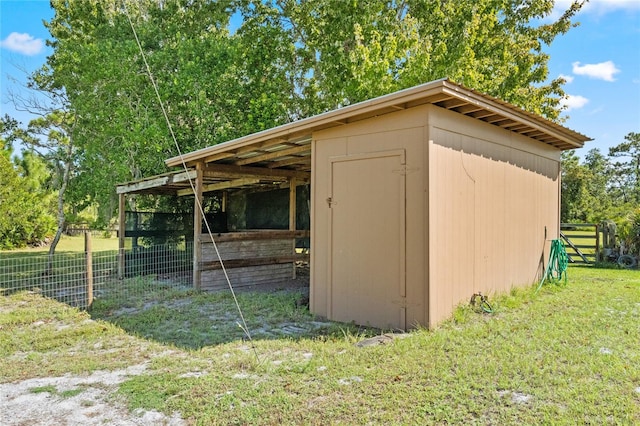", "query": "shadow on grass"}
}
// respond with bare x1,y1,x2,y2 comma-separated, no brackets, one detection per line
88,275,378,350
